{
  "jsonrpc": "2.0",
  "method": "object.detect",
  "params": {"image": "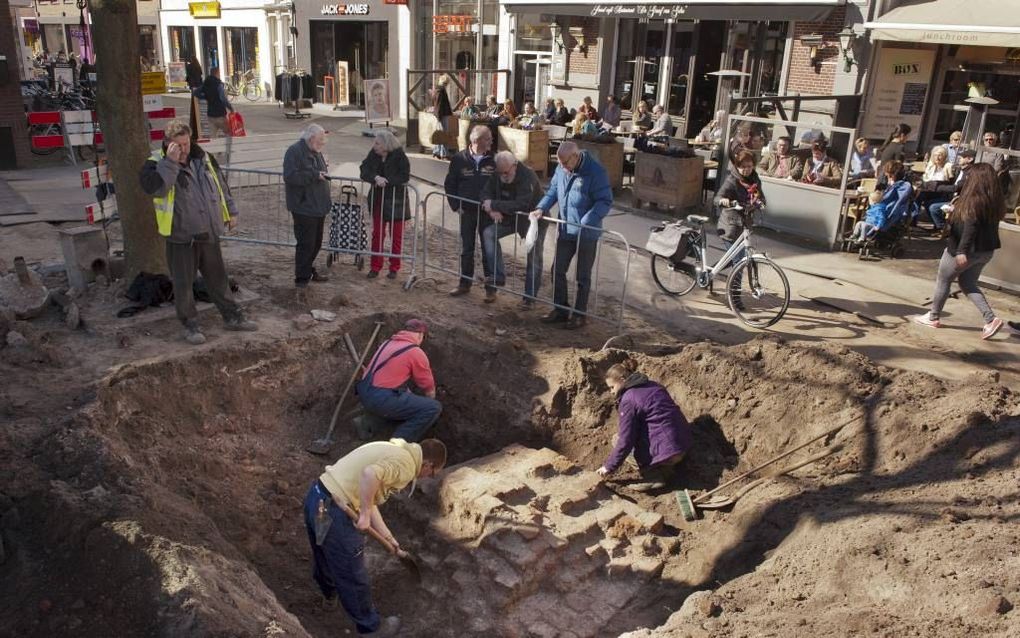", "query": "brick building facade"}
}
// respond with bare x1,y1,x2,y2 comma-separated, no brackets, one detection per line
0,0,32,169
786,5,849,96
